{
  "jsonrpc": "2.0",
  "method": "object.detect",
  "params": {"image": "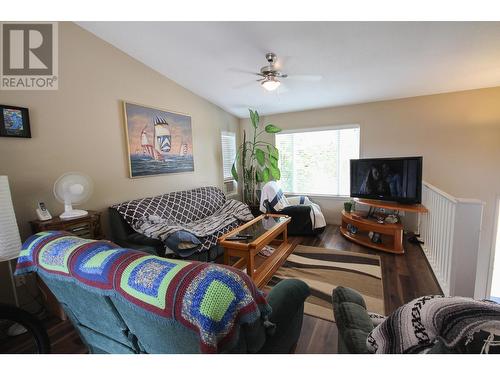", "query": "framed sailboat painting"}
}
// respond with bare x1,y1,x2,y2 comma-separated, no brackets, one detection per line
123,102,194,178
